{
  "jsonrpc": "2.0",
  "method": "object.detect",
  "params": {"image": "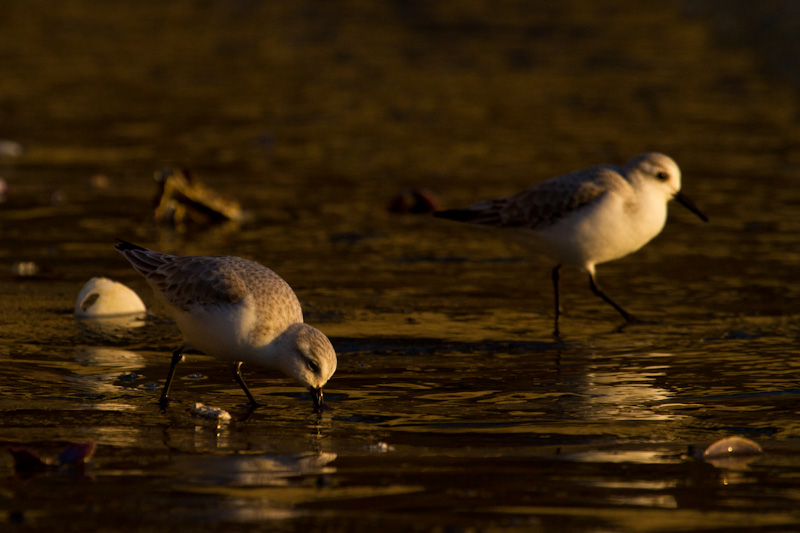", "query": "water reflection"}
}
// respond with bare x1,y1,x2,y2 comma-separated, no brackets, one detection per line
73,347,145,370
561,449,678,465
578,359,675,421
75,315,148,344
172,451,337,488
66,347,144,409
192,419,232,451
